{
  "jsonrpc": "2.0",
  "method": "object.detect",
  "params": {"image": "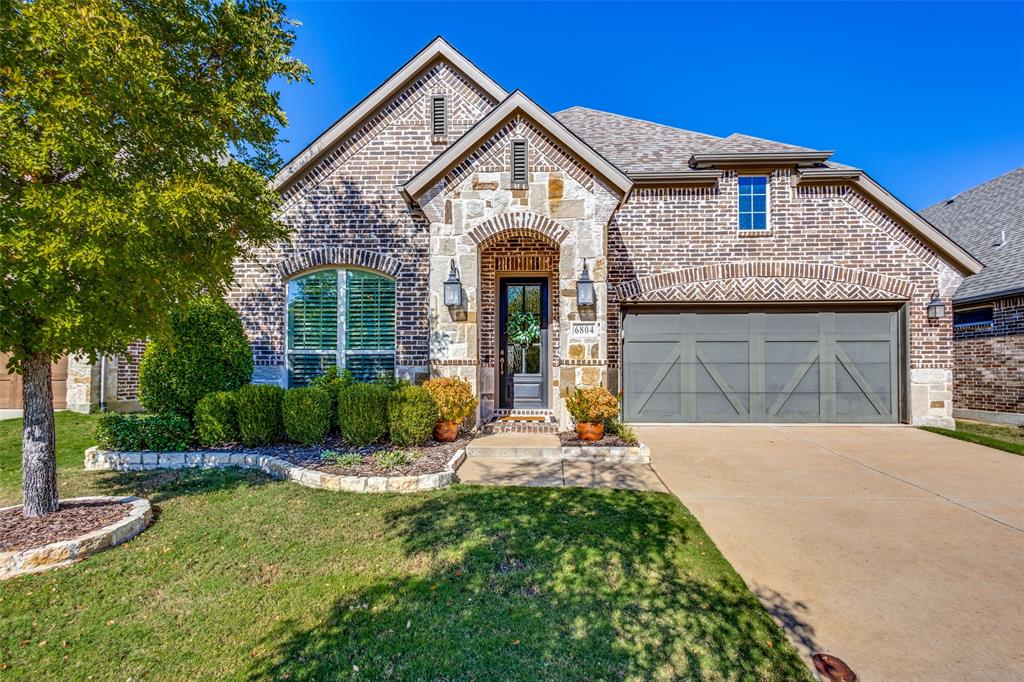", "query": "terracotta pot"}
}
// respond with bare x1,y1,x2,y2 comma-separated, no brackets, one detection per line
576,422,604,441
433,421,459,442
